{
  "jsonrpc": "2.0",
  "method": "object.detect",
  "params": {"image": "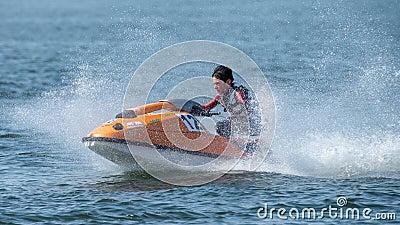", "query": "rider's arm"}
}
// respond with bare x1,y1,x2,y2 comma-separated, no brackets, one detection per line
202,95,220,111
